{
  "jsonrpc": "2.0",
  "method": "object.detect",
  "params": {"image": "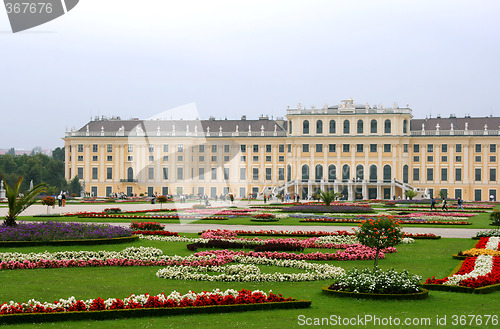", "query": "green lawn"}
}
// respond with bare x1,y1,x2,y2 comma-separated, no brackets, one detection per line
0,234,497,329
